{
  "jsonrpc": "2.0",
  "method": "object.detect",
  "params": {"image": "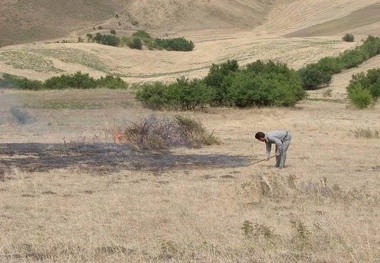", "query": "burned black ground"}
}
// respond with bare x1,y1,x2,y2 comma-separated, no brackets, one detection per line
0,143,250,175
